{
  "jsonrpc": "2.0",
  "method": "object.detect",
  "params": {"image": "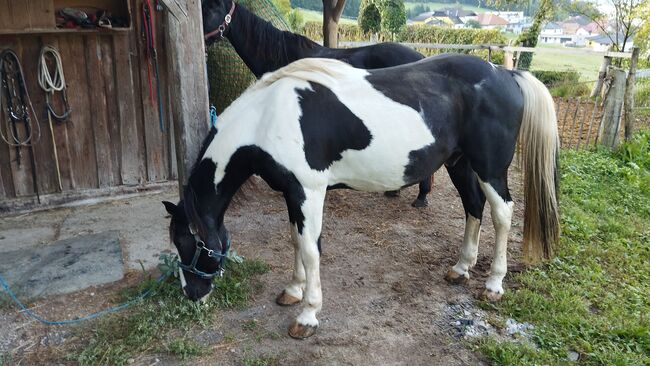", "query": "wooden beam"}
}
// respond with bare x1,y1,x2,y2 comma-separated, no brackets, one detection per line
623,47,640,141
599,66,626,149
164,0,210,198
